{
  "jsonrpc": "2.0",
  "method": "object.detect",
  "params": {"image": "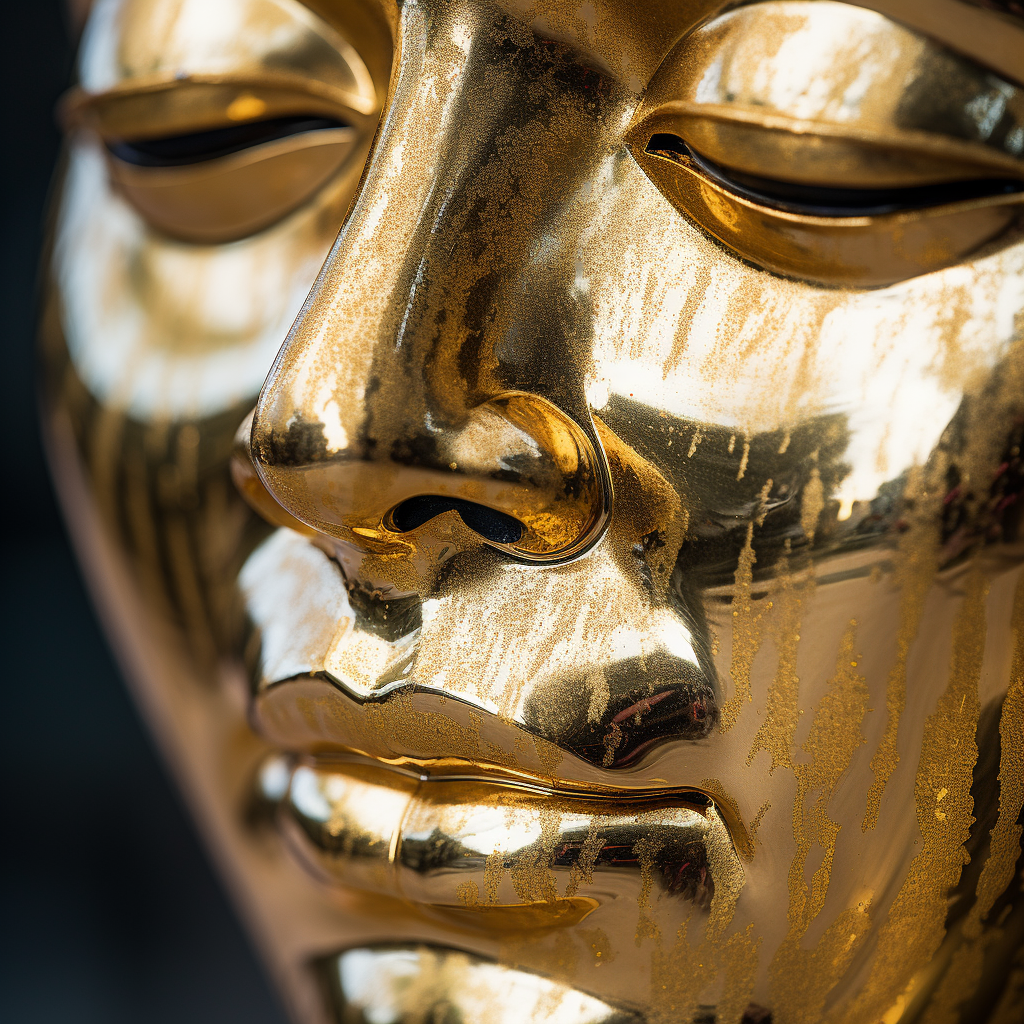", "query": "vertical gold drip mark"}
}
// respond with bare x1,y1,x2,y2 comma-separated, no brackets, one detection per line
862,530,938,831
564,818,603,897
749,800,770,846
511,803,561,906
800,461,823,545
456,880,480,906
482,849,504,905
705,806,747,942
721,519,770,731
919,571,1024,1024
687,425,703,458
766,622,870,1024
747,542,810,771
790,623,869,930
841,573,988,1024
723,523,757,730
736,436,750,481
650,920,761,1024
634,835,665,946
648,809,756,1024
